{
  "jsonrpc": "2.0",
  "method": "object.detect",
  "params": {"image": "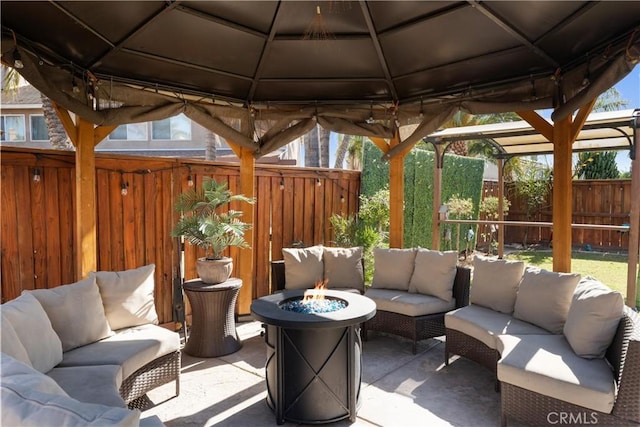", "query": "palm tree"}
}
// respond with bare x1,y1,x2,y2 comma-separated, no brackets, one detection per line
205,131,218,160
318,126,330,168
2,66,73,150
346,135,364,170
304,125,320,167
334,134,350,168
